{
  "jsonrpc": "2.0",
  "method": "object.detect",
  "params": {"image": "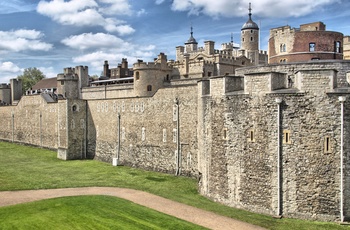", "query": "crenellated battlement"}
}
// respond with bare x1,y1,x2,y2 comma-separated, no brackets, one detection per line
0,83,10,89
